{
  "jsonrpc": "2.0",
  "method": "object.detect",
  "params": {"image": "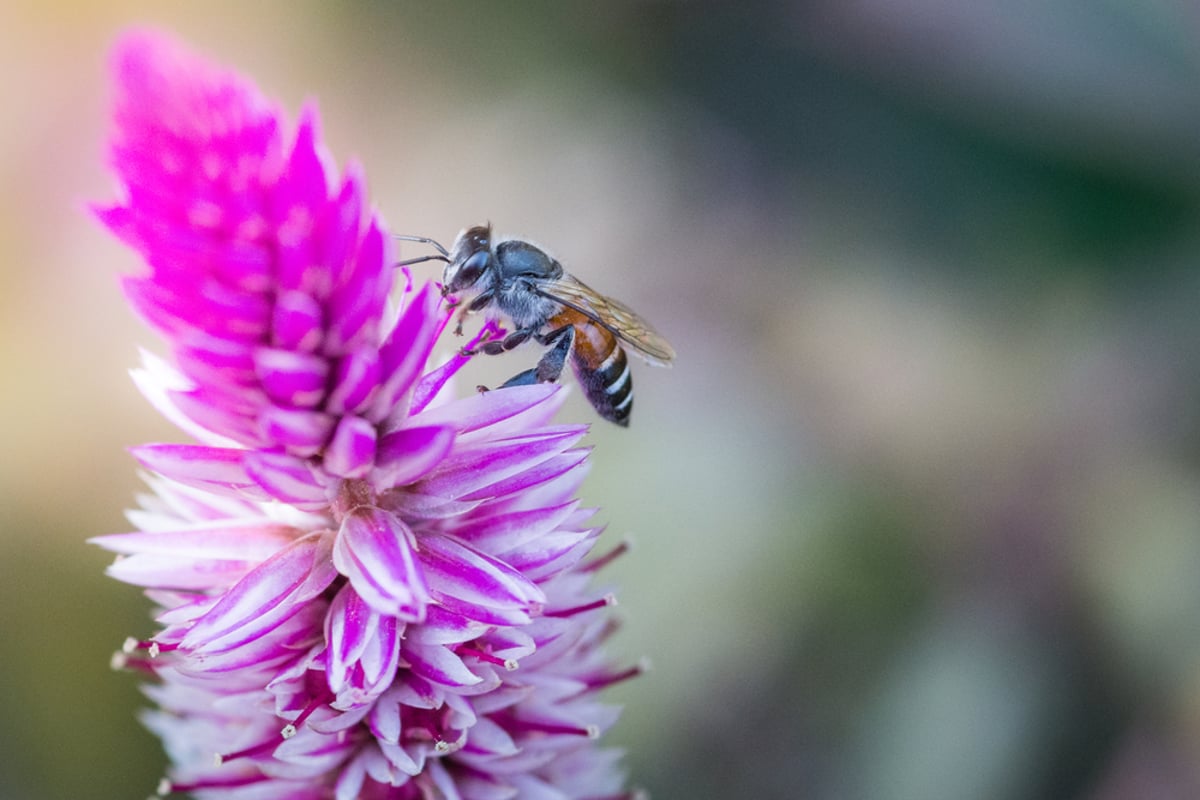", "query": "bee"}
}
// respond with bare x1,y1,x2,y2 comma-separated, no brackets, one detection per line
396,224,675,426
